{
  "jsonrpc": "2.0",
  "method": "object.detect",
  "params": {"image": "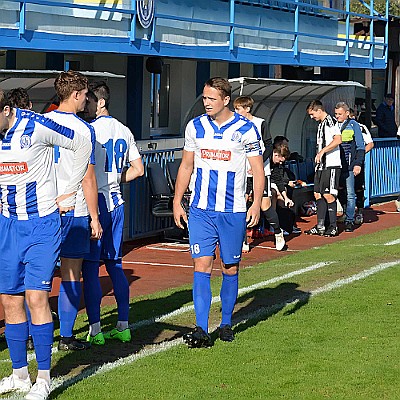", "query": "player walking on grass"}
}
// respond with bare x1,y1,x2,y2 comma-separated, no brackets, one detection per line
82,82,144,345
46,71,102,351
305,100,342,237
0,89,91,400
173,77,265,347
